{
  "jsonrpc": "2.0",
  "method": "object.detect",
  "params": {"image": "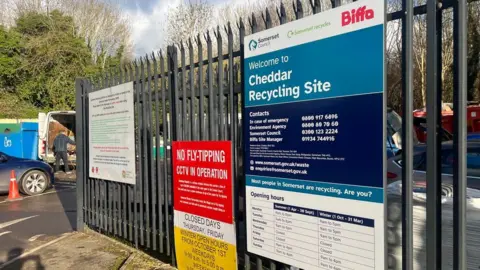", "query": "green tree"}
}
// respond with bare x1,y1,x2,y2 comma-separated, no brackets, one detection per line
0,9,127,118
14,11,95,110
0,25,23,90
0,90,39,118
